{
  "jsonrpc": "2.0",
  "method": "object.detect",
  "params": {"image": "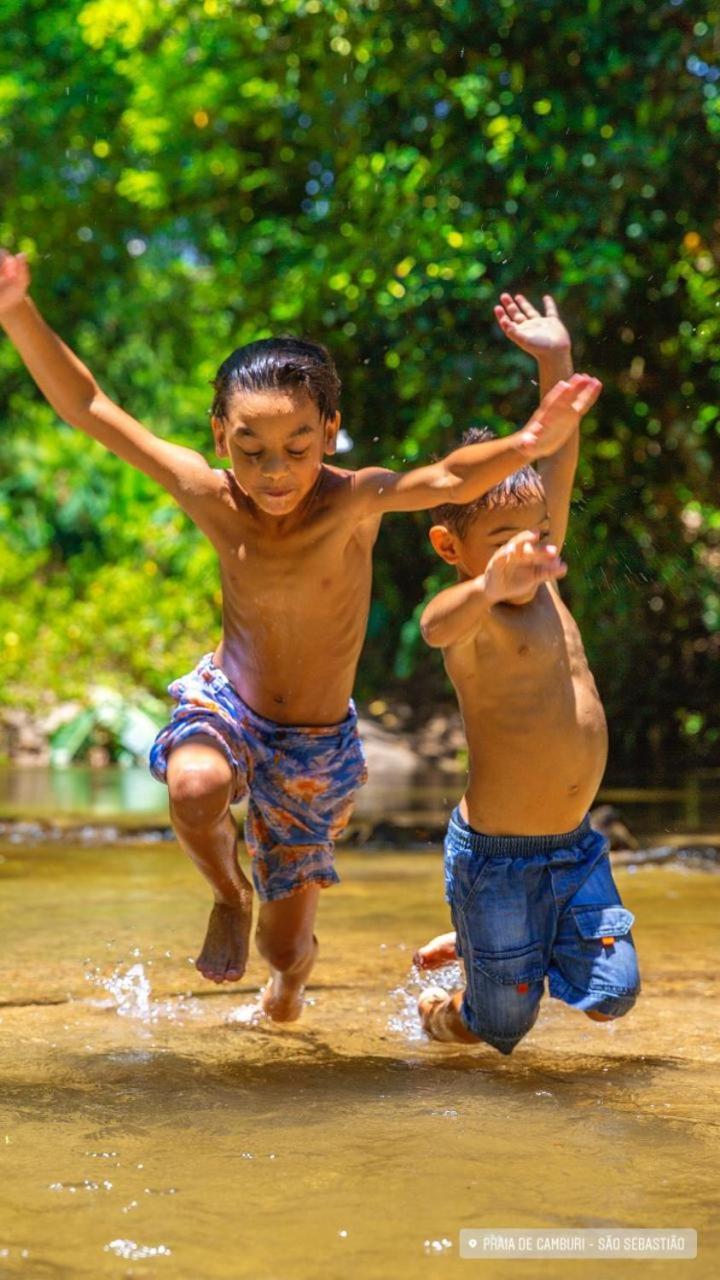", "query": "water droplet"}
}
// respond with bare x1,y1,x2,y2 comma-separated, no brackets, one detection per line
105,1239,172,1261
